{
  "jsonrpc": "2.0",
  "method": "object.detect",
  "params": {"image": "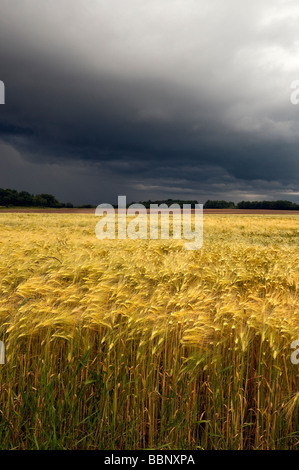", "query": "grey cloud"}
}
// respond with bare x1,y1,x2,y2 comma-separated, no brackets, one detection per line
0,0,299,203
